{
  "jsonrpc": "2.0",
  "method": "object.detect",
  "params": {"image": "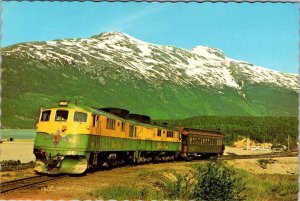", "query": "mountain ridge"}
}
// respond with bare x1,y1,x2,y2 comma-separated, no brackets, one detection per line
4,32,298,92
2,32,298,128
